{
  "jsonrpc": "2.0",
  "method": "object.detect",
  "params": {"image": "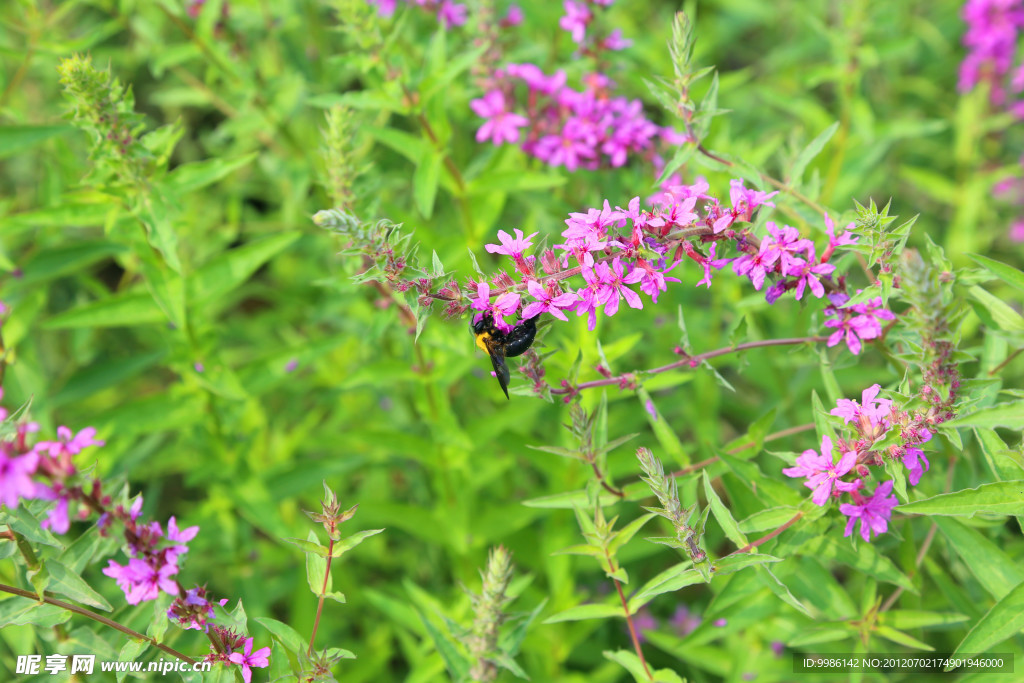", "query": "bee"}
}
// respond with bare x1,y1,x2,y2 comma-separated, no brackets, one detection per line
471,313,537,399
